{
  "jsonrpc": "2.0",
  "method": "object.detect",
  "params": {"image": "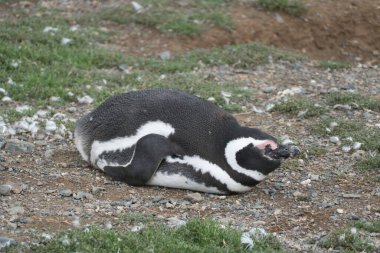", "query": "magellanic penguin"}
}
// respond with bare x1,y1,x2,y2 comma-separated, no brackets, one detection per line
75,89,299,194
